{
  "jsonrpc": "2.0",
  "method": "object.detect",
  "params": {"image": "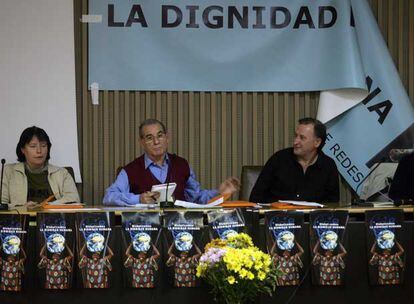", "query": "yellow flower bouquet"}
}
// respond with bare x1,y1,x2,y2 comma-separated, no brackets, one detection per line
197,233,281,304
